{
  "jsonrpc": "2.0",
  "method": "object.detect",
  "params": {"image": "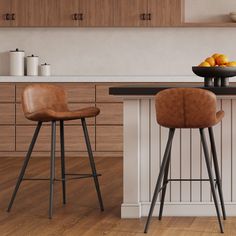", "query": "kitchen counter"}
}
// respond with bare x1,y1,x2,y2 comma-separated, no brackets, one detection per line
110,85,236,219
0,75,200,83
110,85,236,95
